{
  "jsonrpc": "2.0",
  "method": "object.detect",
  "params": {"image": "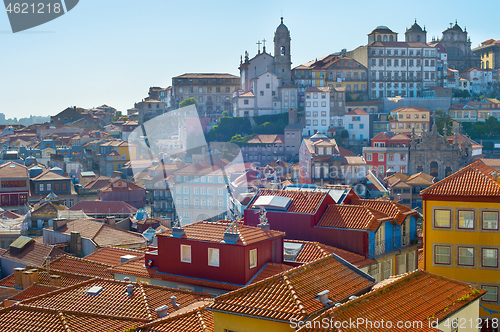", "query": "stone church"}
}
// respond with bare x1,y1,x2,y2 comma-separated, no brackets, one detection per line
437,21,480,71
233,18,298,117
409,122,472,181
